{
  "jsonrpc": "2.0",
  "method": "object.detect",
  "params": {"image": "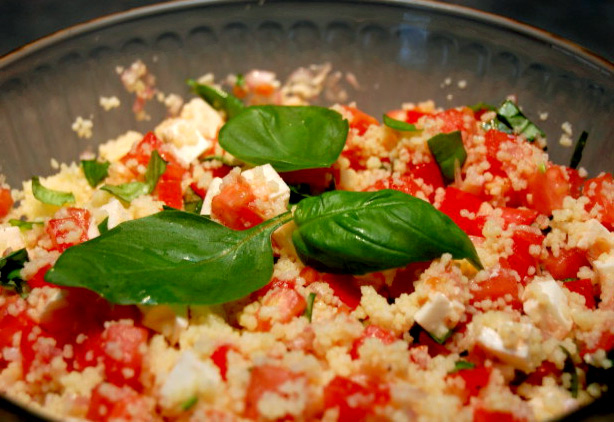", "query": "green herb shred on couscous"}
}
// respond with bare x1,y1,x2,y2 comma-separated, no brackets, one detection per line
0,65,613,422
